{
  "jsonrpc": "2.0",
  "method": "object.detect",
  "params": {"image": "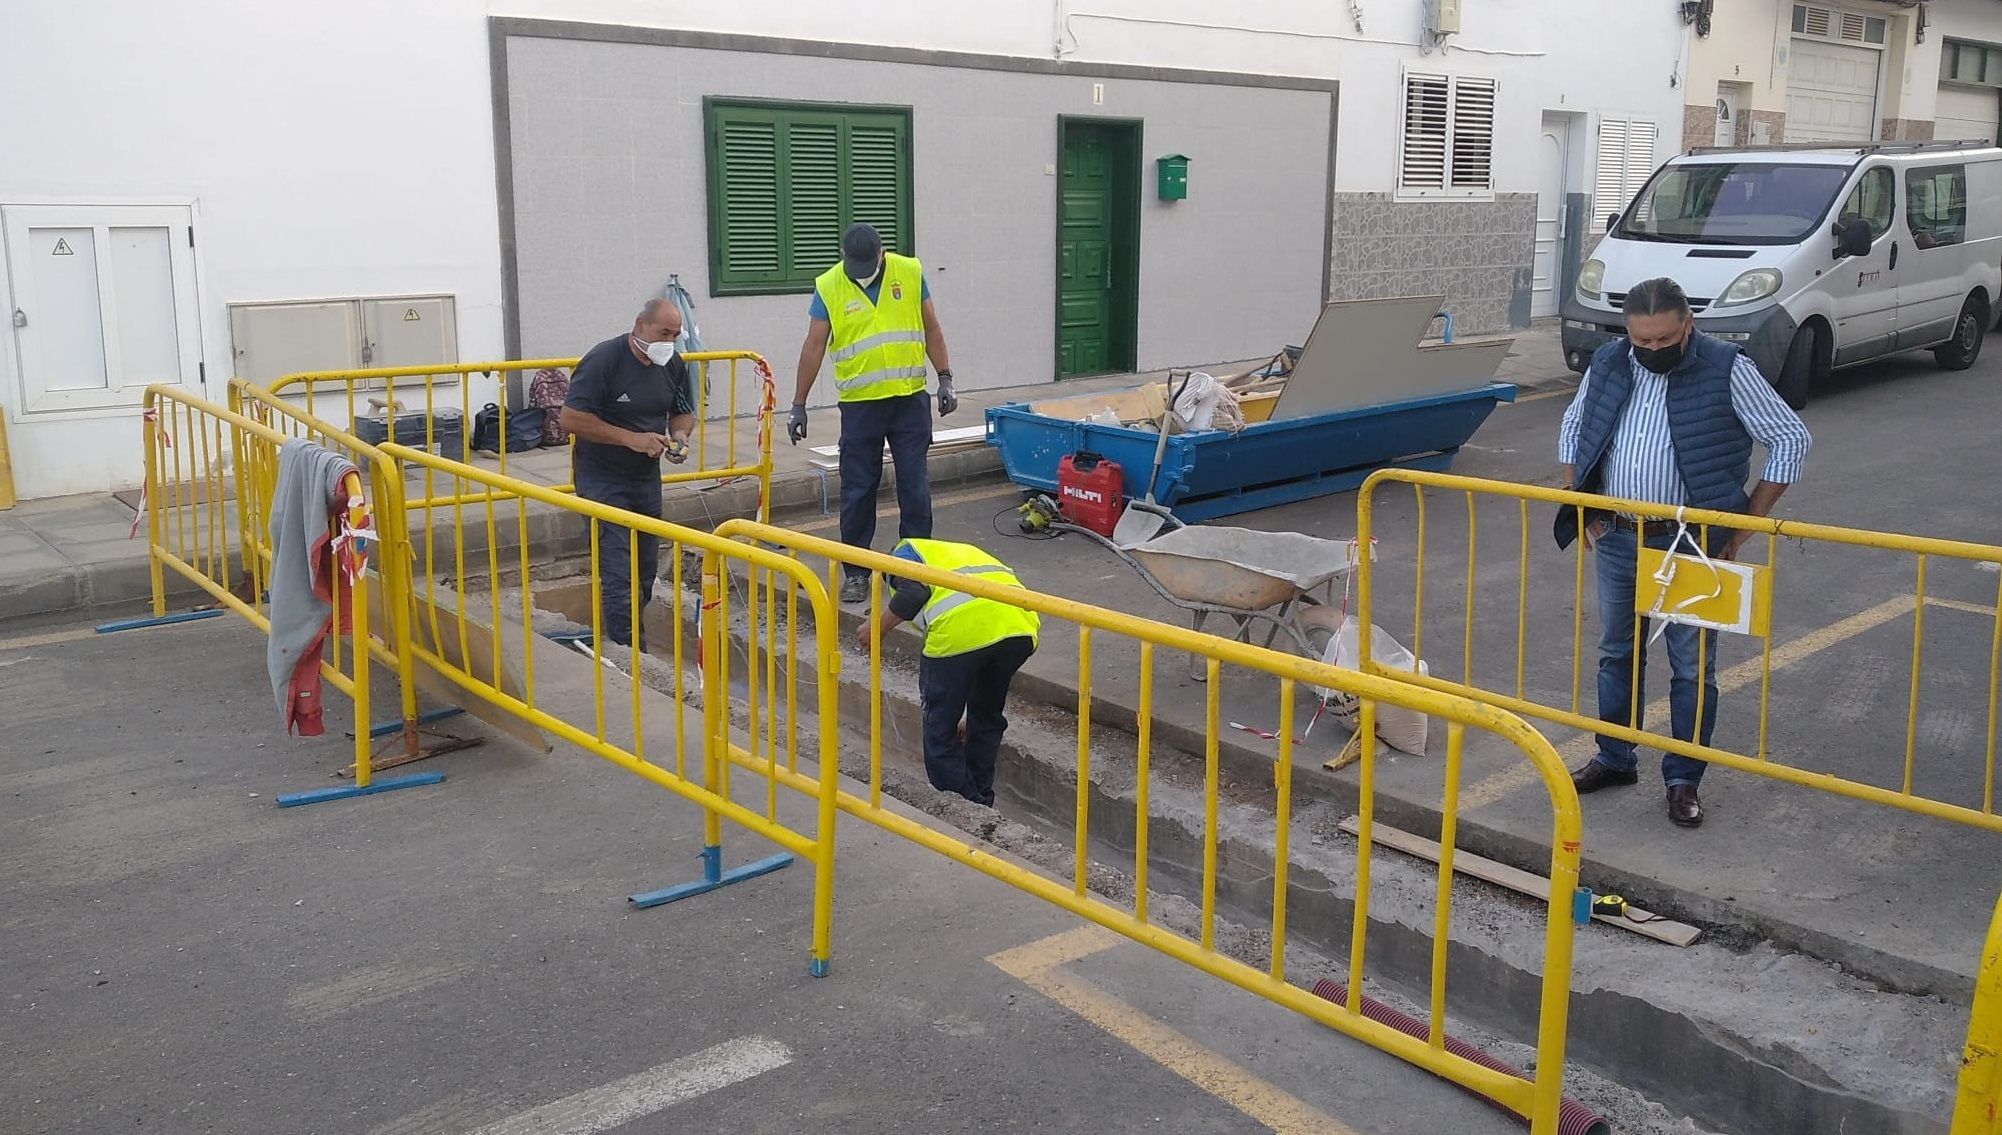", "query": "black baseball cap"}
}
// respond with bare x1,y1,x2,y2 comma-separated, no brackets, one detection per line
842,223,883,280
